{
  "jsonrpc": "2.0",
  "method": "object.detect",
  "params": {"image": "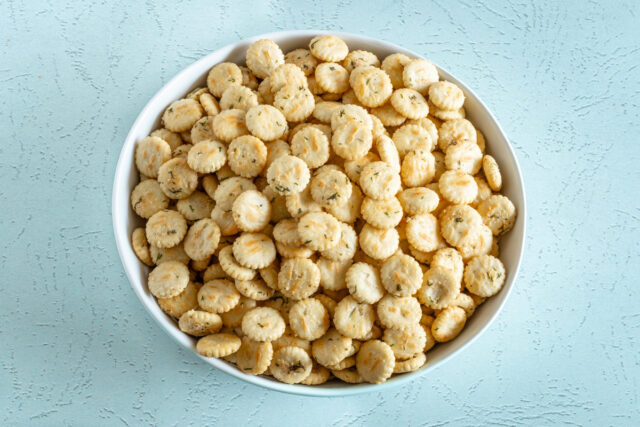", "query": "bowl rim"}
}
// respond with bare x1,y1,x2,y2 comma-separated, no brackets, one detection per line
112,29,527,397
